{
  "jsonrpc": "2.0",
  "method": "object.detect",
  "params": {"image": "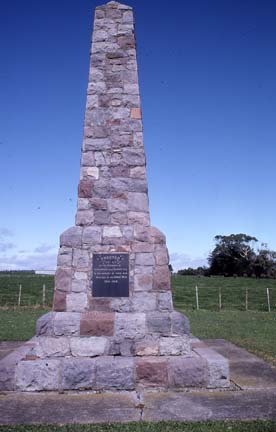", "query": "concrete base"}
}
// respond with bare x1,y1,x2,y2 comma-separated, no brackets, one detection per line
0,339,276,424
